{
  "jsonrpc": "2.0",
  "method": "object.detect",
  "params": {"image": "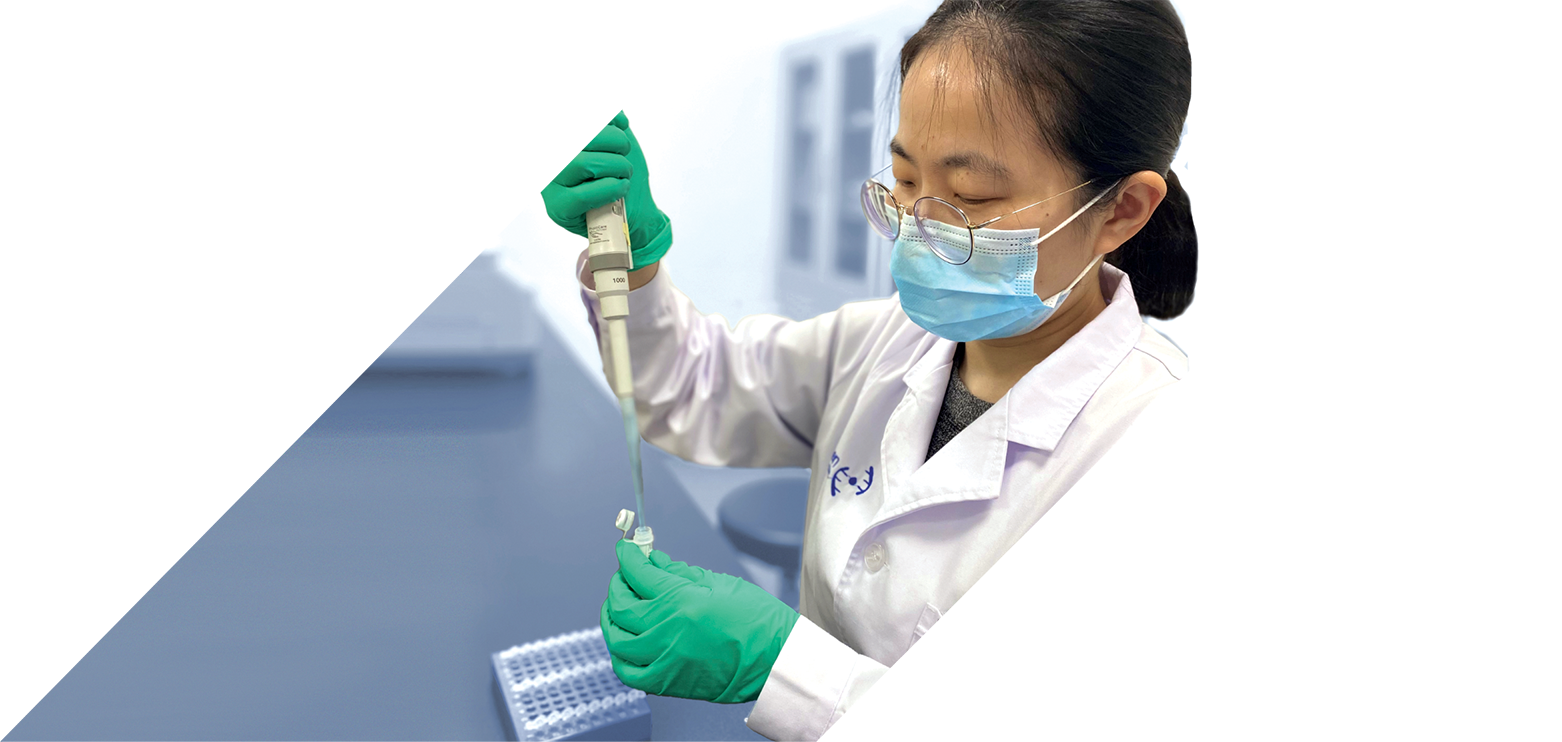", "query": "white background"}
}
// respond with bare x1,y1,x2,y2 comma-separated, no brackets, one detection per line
3,1,1558,738
287,1,518,278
